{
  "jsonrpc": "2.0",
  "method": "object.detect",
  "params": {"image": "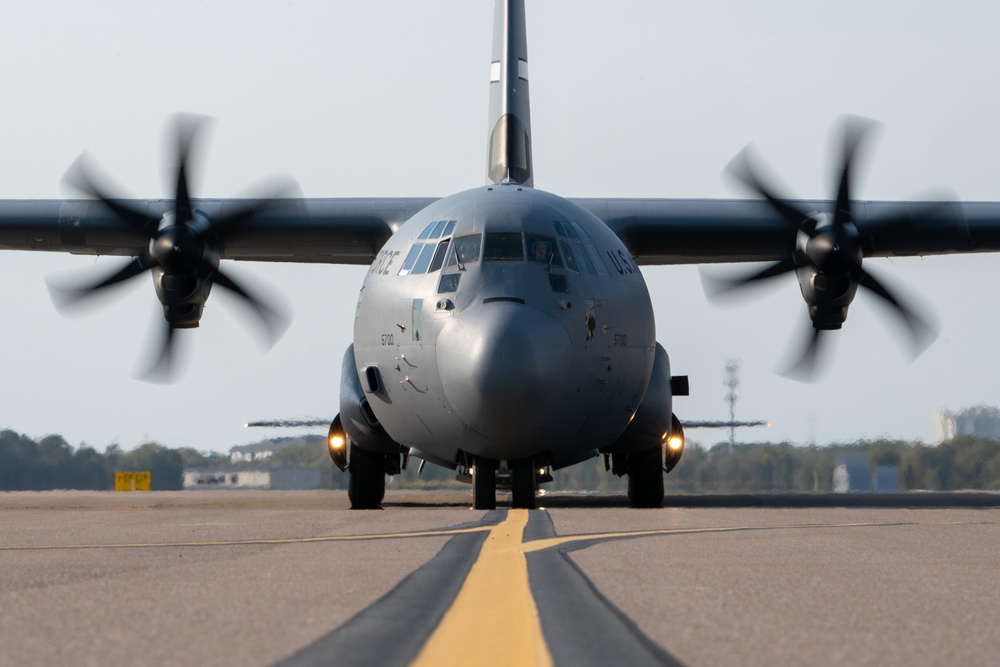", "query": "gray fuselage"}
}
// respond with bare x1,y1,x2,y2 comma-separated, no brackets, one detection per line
354,184,656,469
